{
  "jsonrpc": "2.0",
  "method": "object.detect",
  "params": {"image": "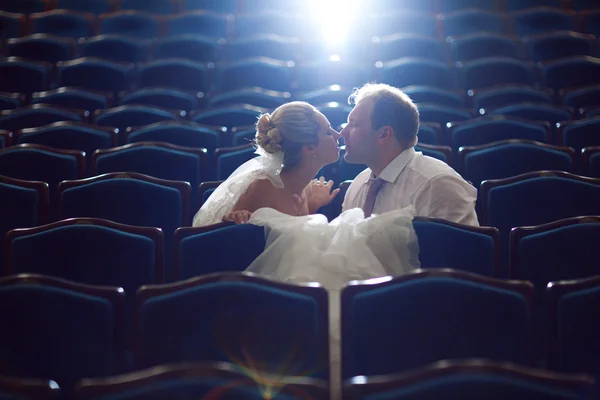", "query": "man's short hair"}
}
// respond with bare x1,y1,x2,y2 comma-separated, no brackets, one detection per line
349,83,420,146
